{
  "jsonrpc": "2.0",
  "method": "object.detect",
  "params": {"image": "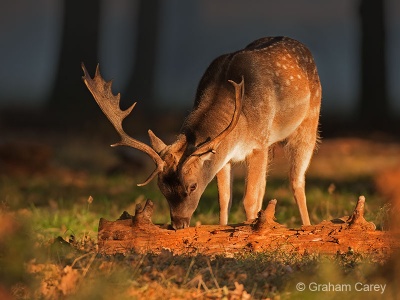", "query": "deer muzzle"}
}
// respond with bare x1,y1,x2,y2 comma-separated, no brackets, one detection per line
171,216,191,230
